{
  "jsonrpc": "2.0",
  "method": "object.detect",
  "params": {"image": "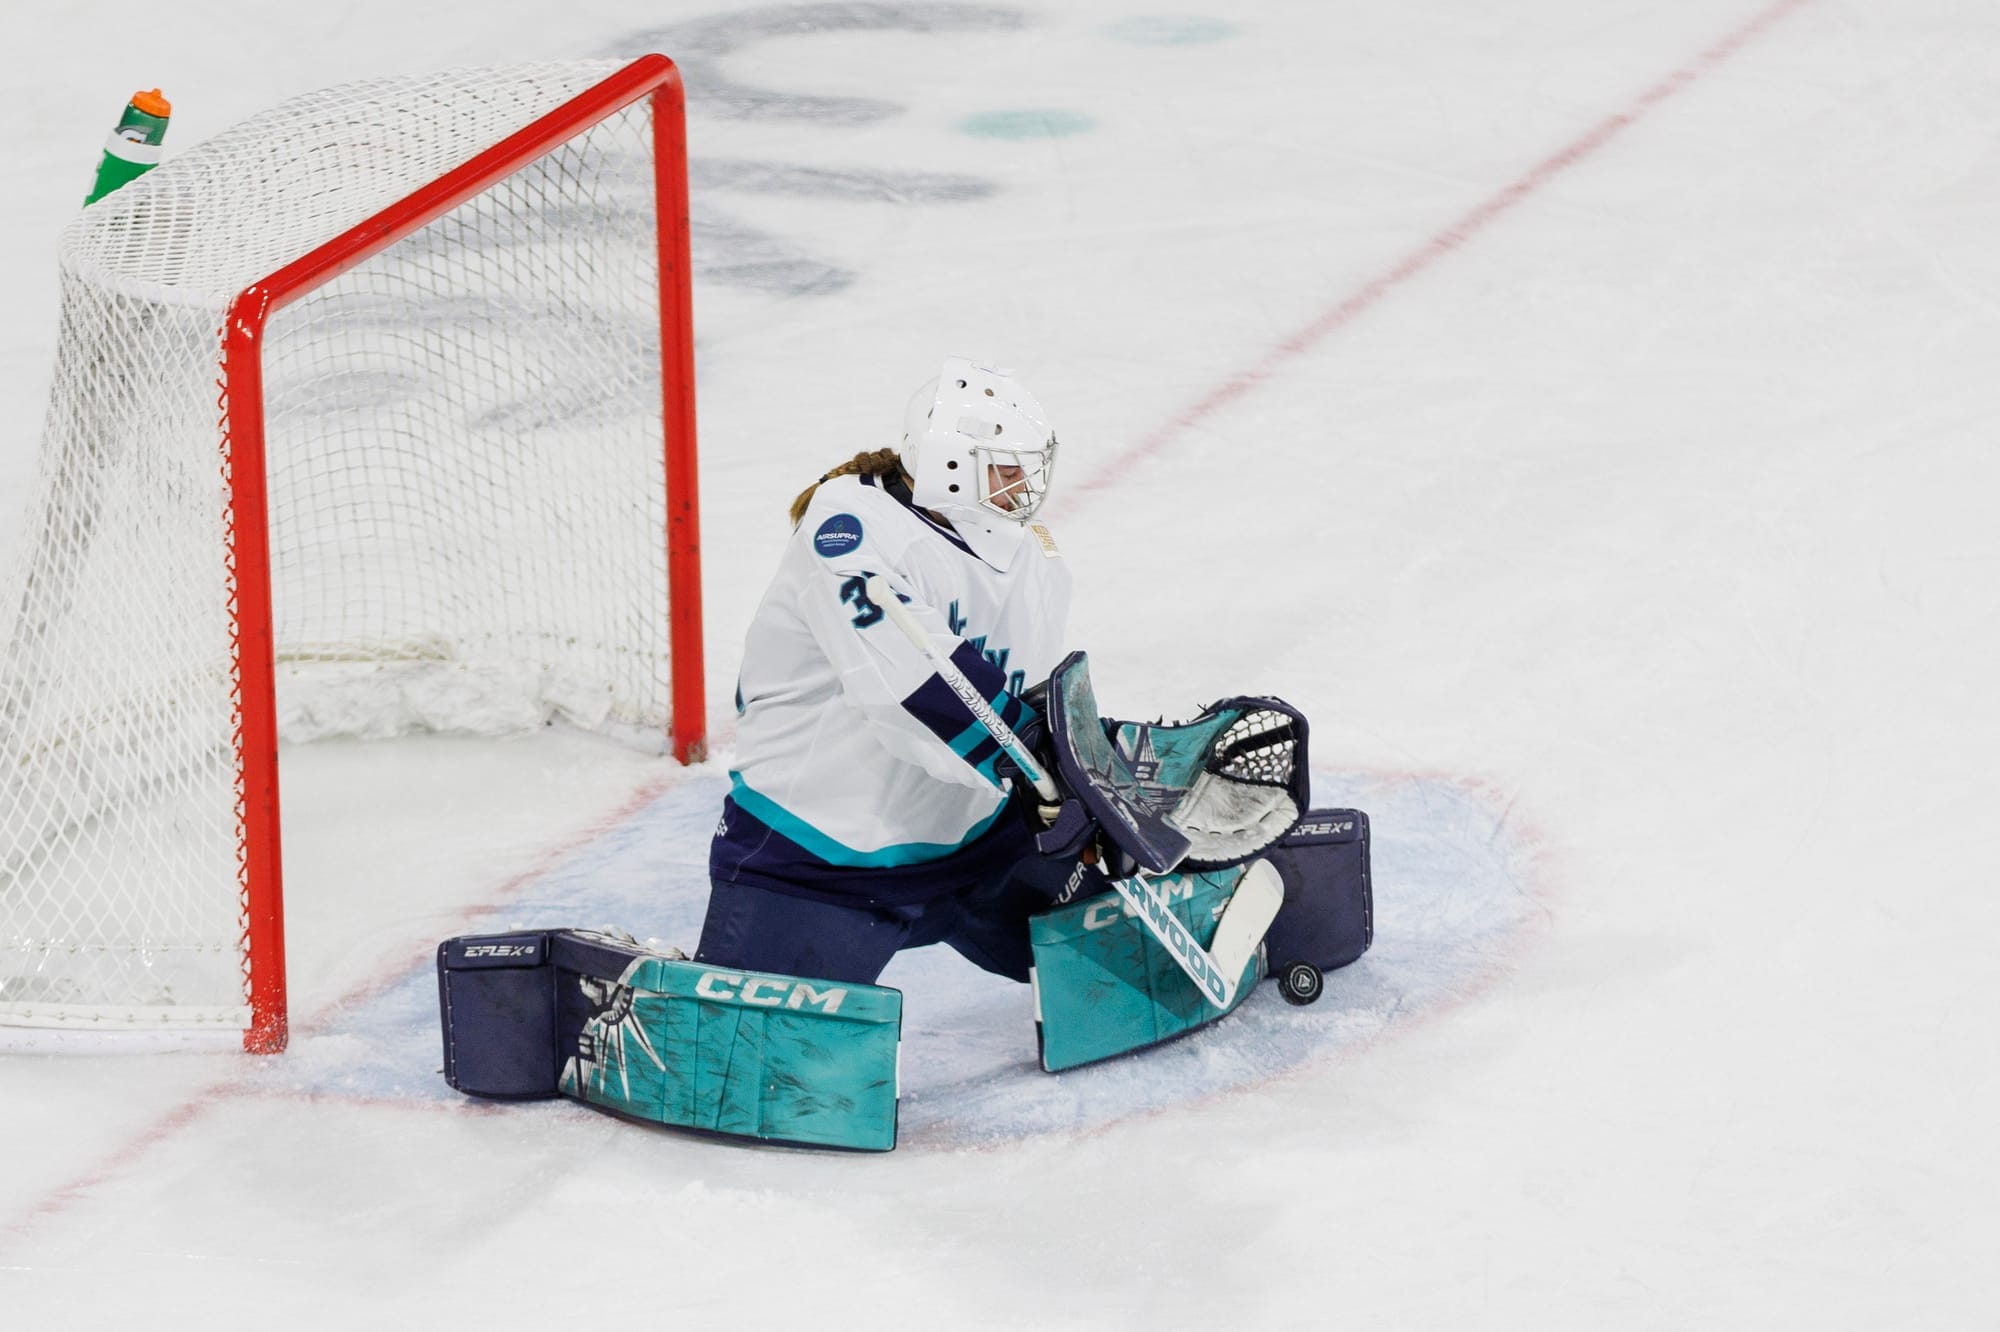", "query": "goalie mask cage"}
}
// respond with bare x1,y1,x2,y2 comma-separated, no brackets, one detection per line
0,56,703,1053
